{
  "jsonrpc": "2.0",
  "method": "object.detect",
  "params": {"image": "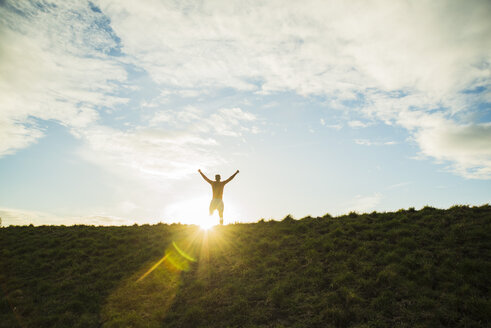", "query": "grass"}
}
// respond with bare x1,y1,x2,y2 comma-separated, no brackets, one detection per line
1,205,490,327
